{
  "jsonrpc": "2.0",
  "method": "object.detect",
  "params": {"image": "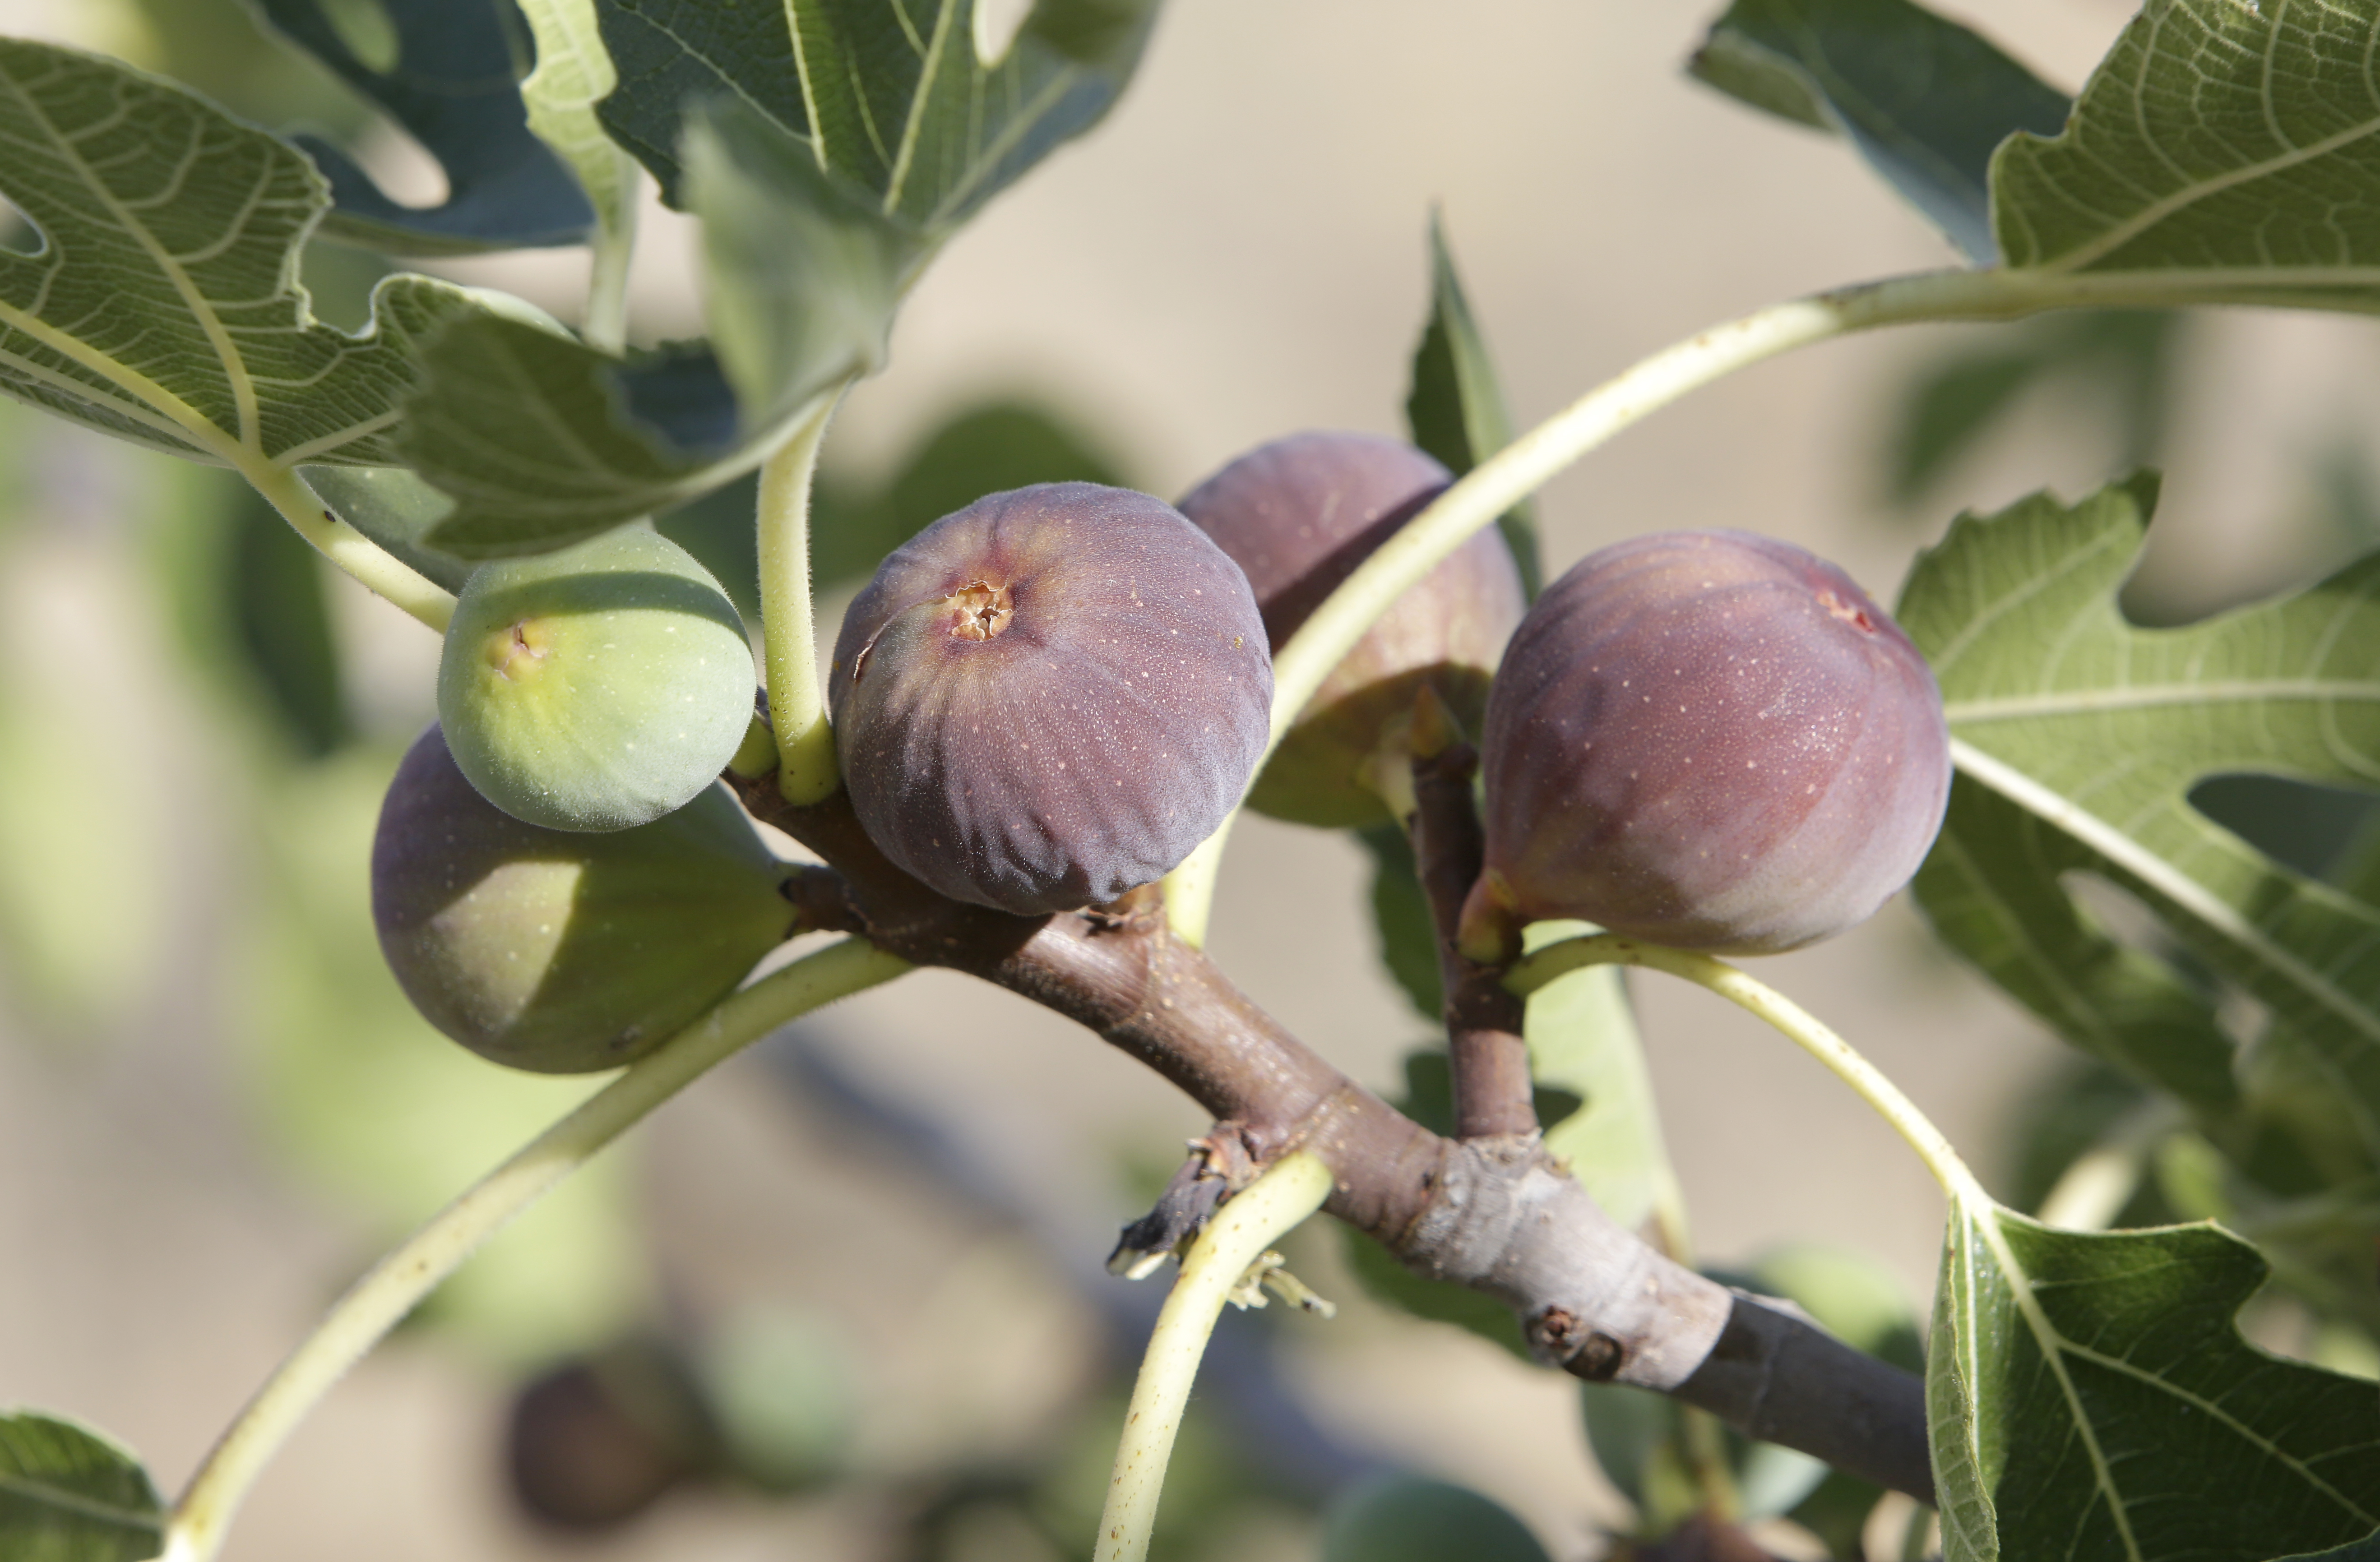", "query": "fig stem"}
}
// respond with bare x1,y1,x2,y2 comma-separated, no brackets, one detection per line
514,0,639,354
1410,737,1538,1139
583,197,636,357
1505,934,1986,1205
242,460,454,633
1095,1151,1334,1562
759,389,848,806
159,936,909,1562
1163,266,2049,947
1161,829,1227,946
